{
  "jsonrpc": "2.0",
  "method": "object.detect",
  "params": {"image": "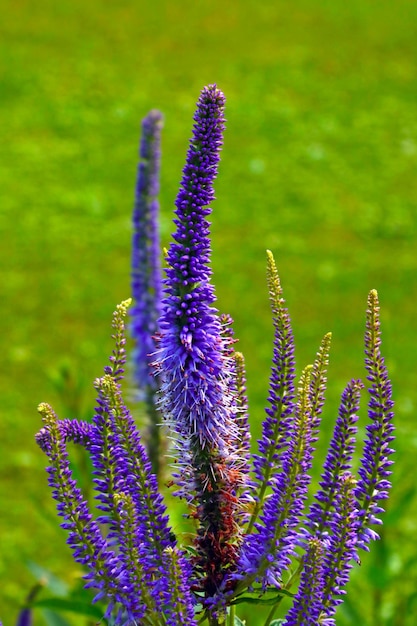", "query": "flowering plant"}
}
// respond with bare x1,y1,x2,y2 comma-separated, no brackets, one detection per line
35,85,394,626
